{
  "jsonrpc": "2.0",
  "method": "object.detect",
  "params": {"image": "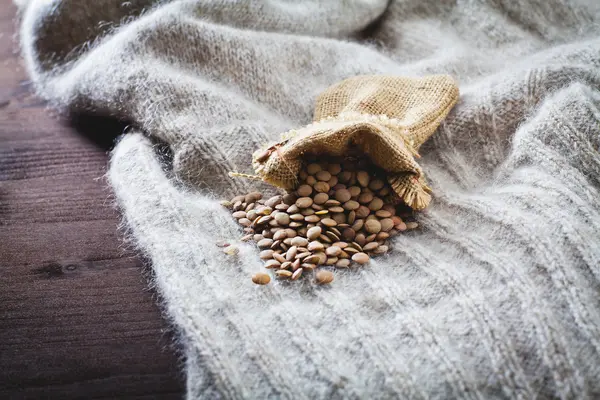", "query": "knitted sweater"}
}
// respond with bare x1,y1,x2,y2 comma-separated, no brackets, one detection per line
17,0,600,398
